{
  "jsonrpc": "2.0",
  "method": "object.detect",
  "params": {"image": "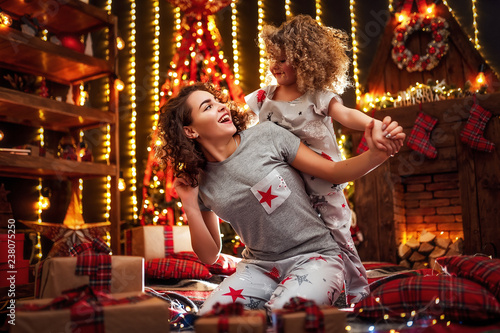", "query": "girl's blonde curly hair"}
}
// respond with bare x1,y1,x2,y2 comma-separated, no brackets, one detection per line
261,14,351,94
